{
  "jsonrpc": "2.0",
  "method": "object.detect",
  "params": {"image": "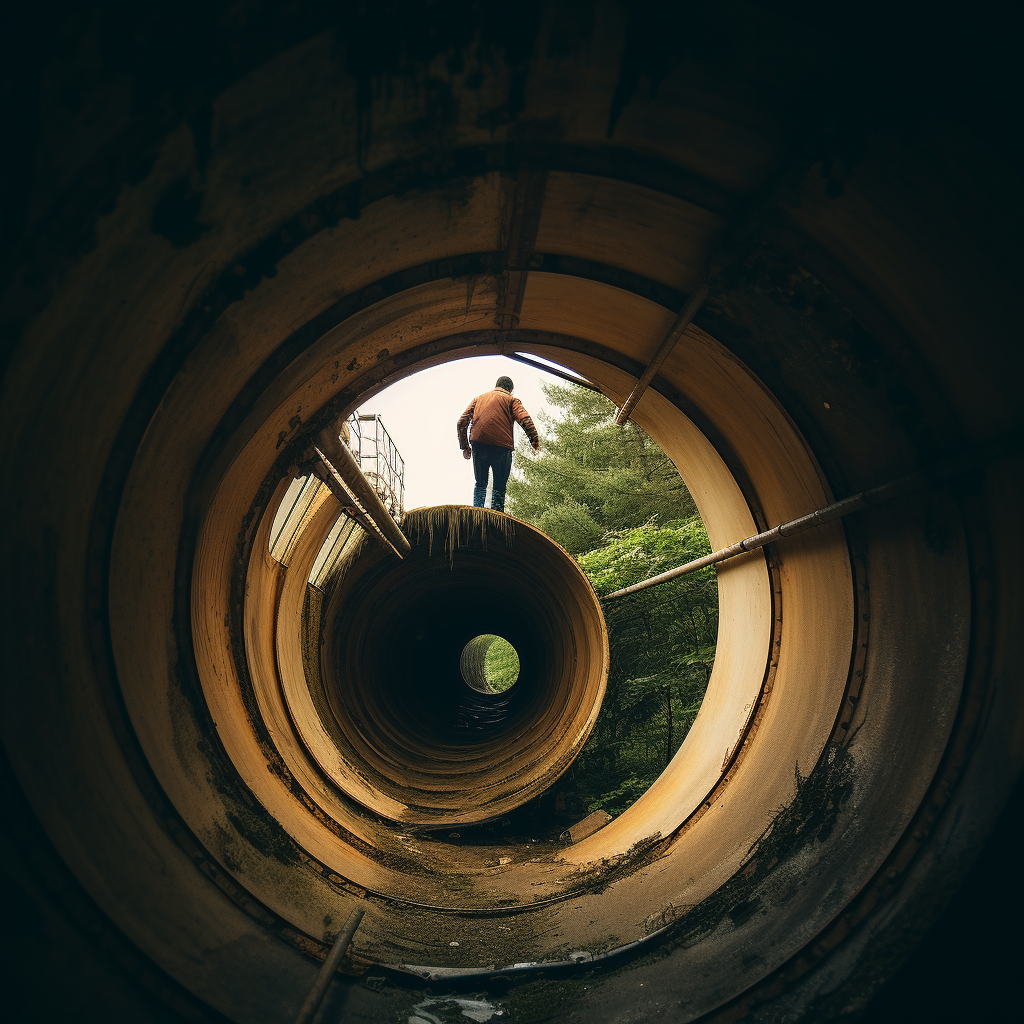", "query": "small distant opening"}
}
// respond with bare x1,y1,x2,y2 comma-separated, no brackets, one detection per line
460,634,520,694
